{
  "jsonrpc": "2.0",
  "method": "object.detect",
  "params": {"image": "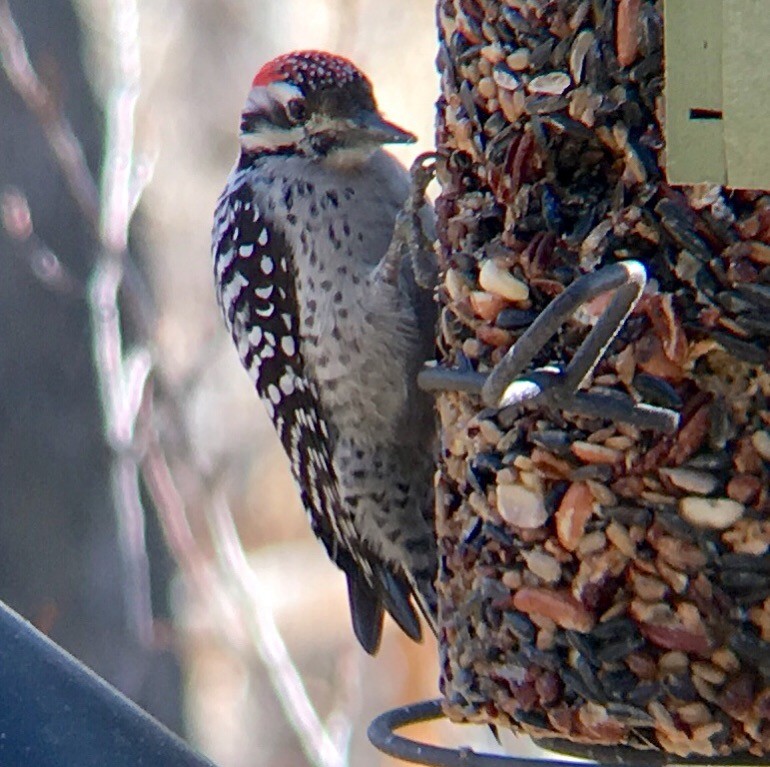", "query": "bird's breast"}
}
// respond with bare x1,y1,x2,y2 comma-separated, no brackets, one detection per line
252,154,421,443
